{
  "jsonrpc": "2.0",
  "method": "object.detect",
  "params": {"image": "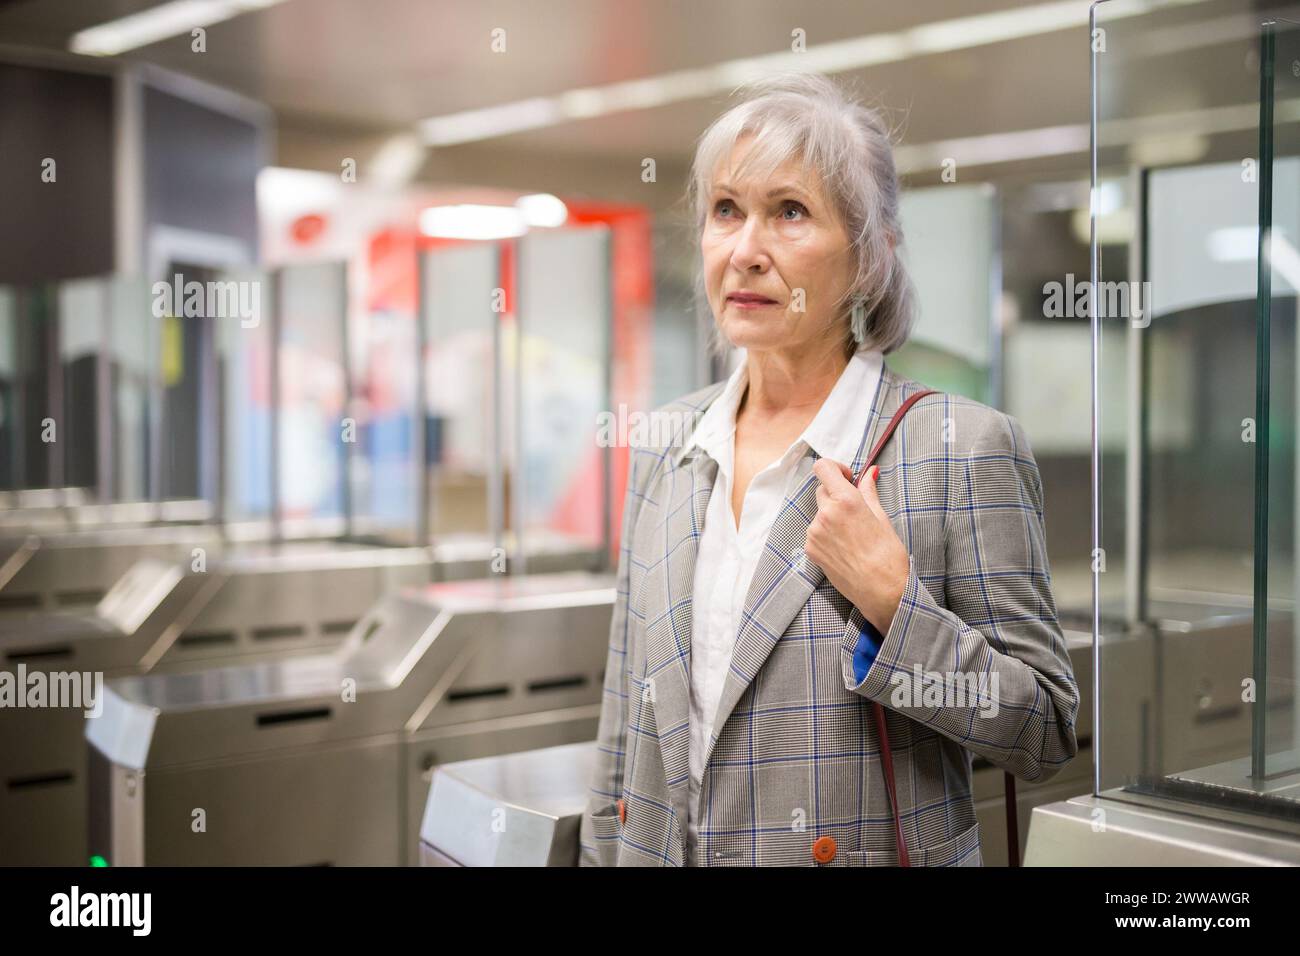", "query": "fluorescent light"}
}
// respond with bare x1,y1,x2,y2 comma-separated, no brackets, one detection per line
70,0,286,57
419,98,562,147
256,167,343,218
895,122,1089,174
368,133,427,190
417,0,1211,146
516,194,568,228
419,204,526,240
